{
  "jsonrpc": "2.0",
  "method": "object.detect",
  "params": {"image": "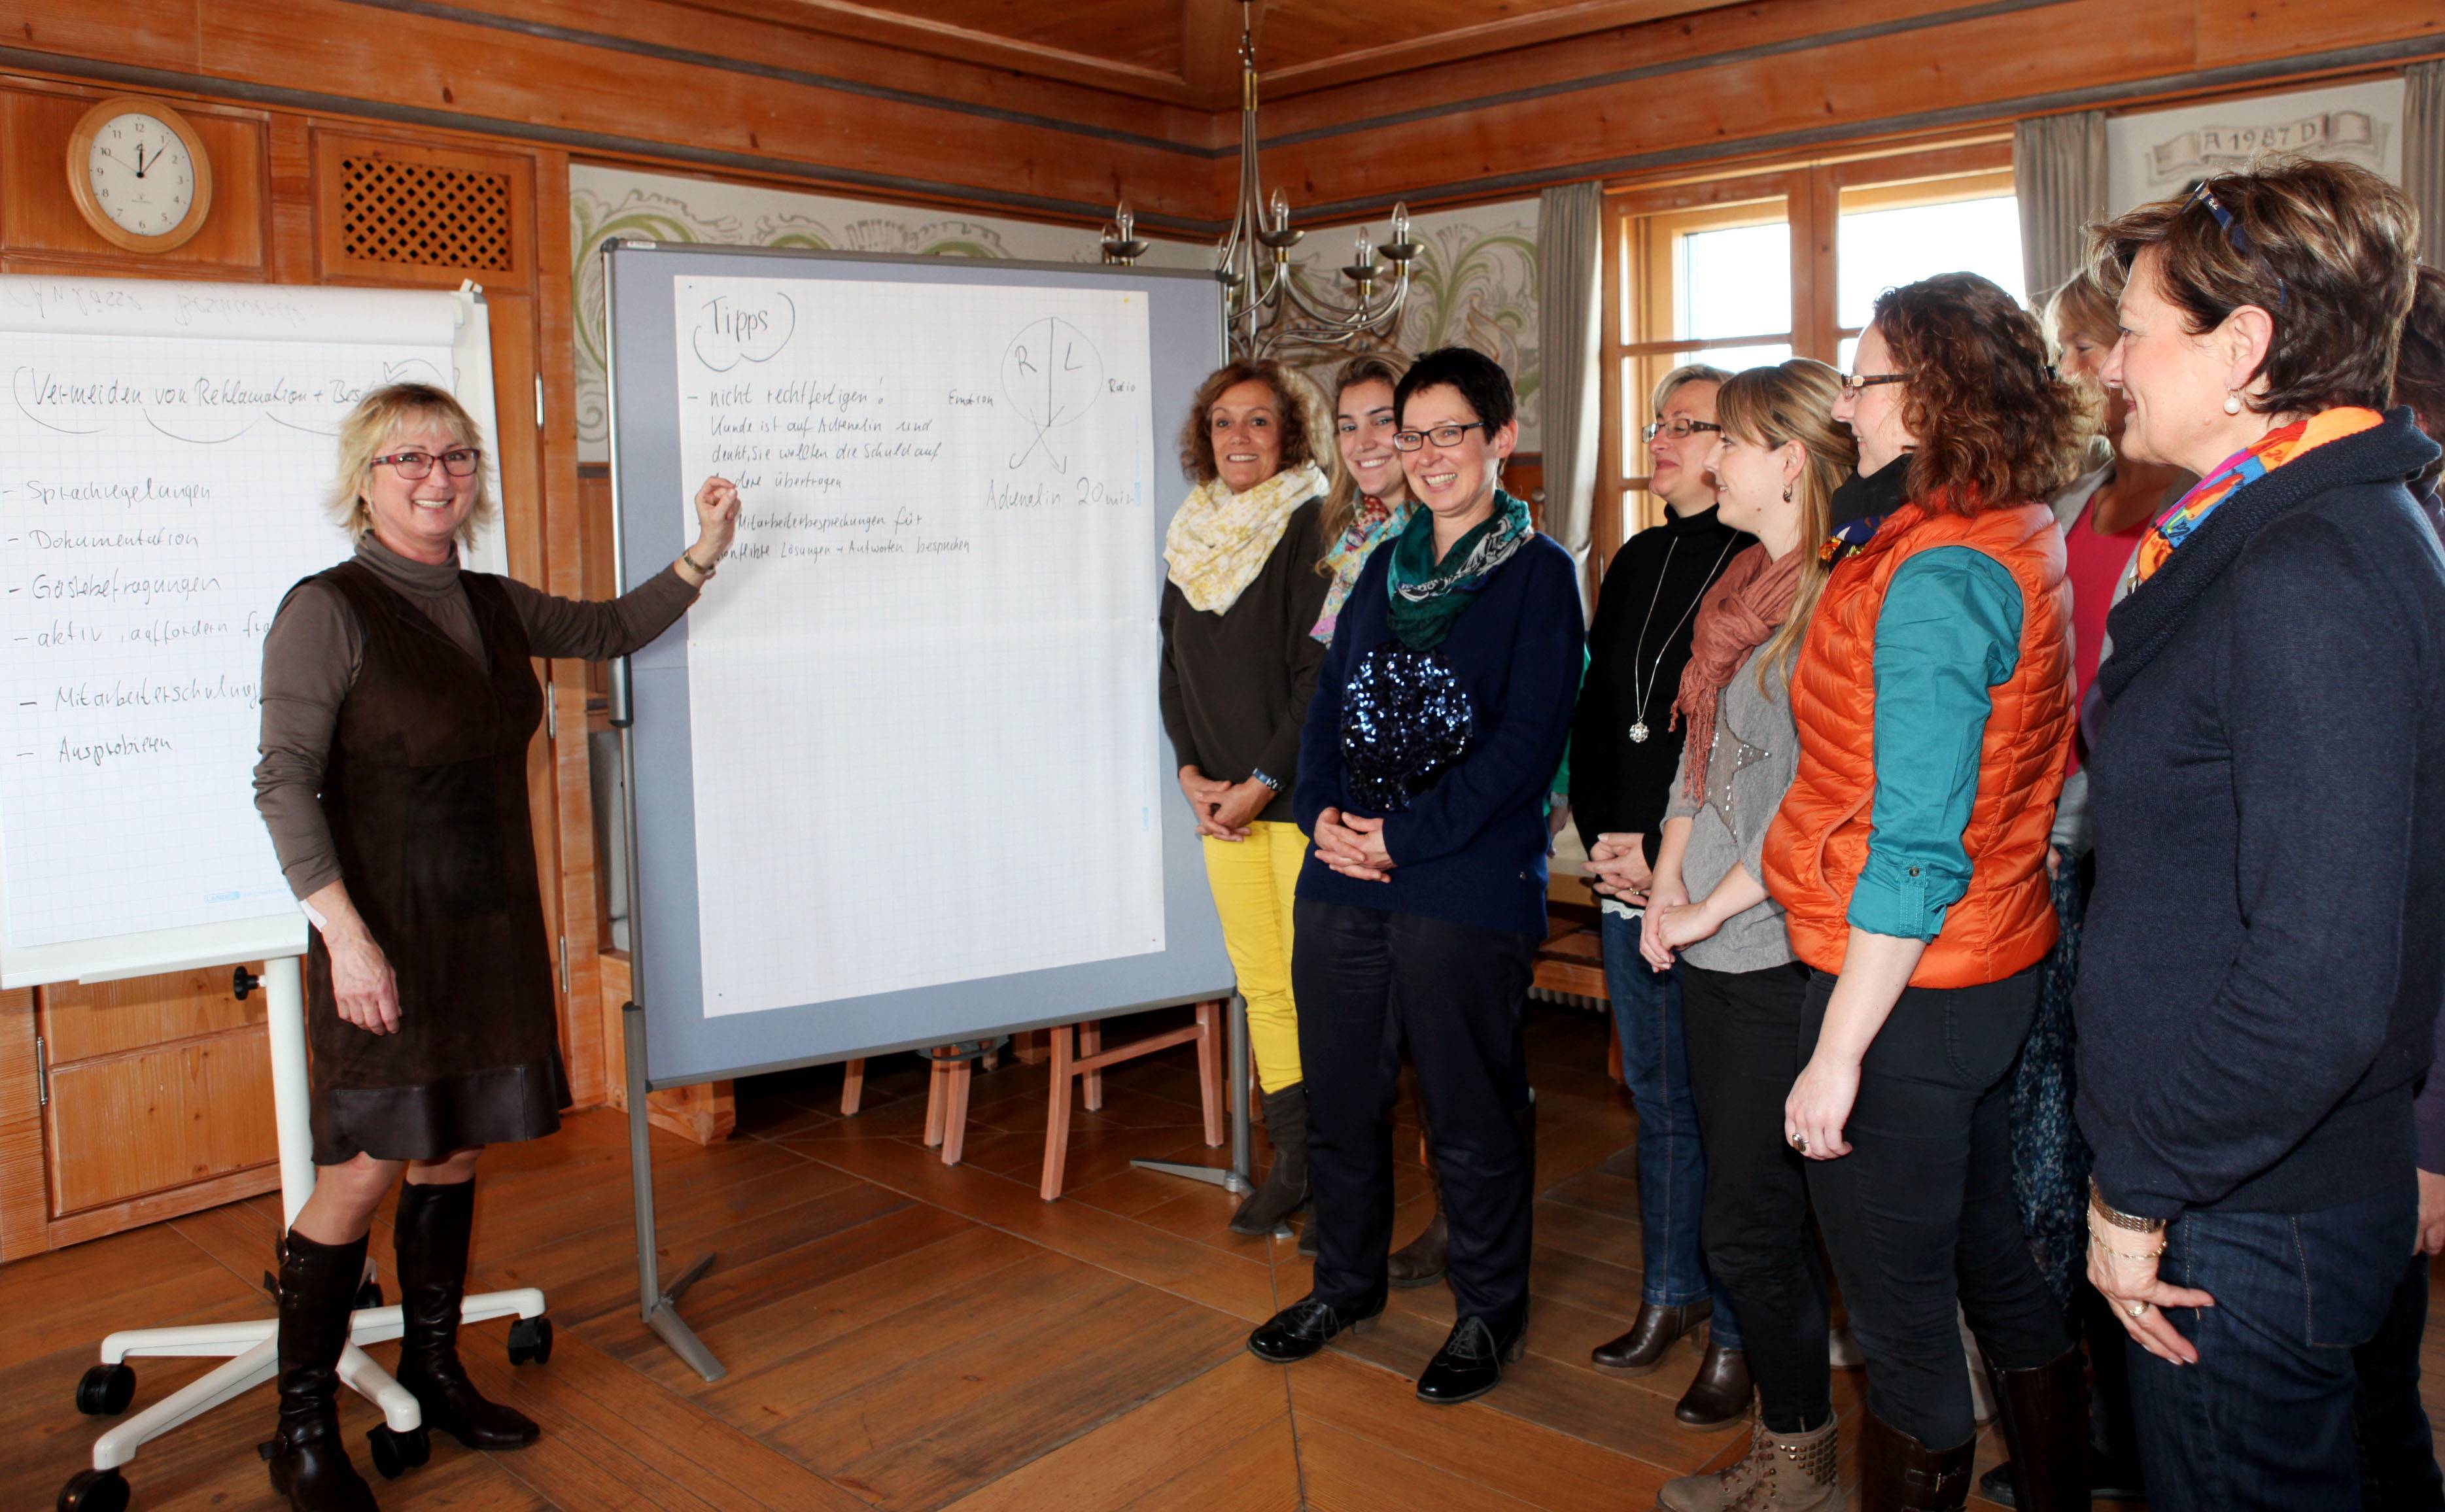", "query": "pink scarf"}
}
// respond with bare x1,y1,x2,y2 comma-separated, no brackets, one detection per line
1672,544,1803,804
